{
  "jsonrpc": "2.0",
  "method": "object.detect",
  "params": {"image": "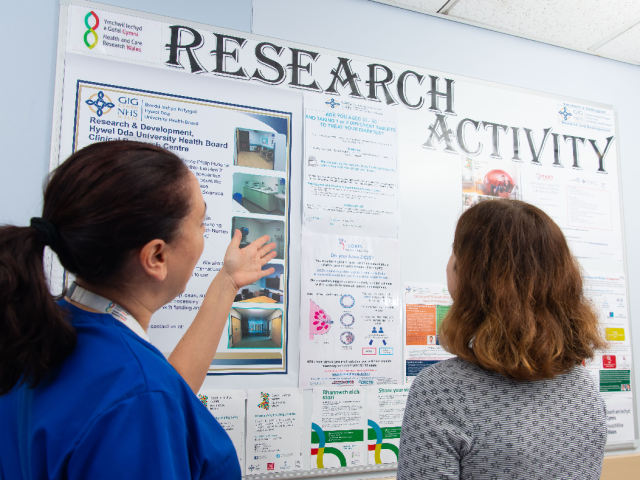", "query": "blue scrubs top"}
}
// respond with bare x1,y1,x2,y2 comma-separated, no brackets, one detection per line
0,300,241,480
